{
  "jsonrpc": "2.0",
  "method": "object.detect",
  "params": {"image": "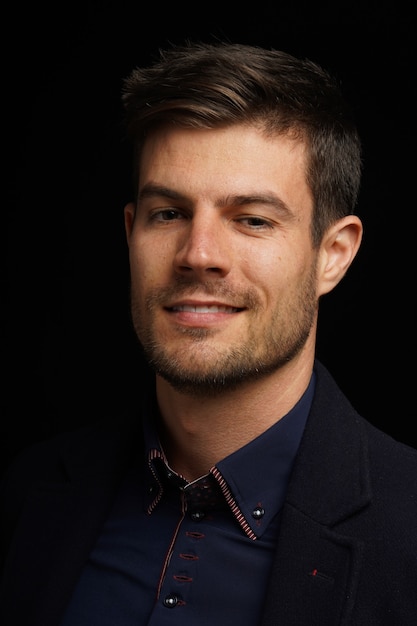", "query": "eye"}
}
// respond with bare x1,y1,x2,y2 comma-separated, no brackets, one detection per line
151,208,185,222
238,216,274,229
